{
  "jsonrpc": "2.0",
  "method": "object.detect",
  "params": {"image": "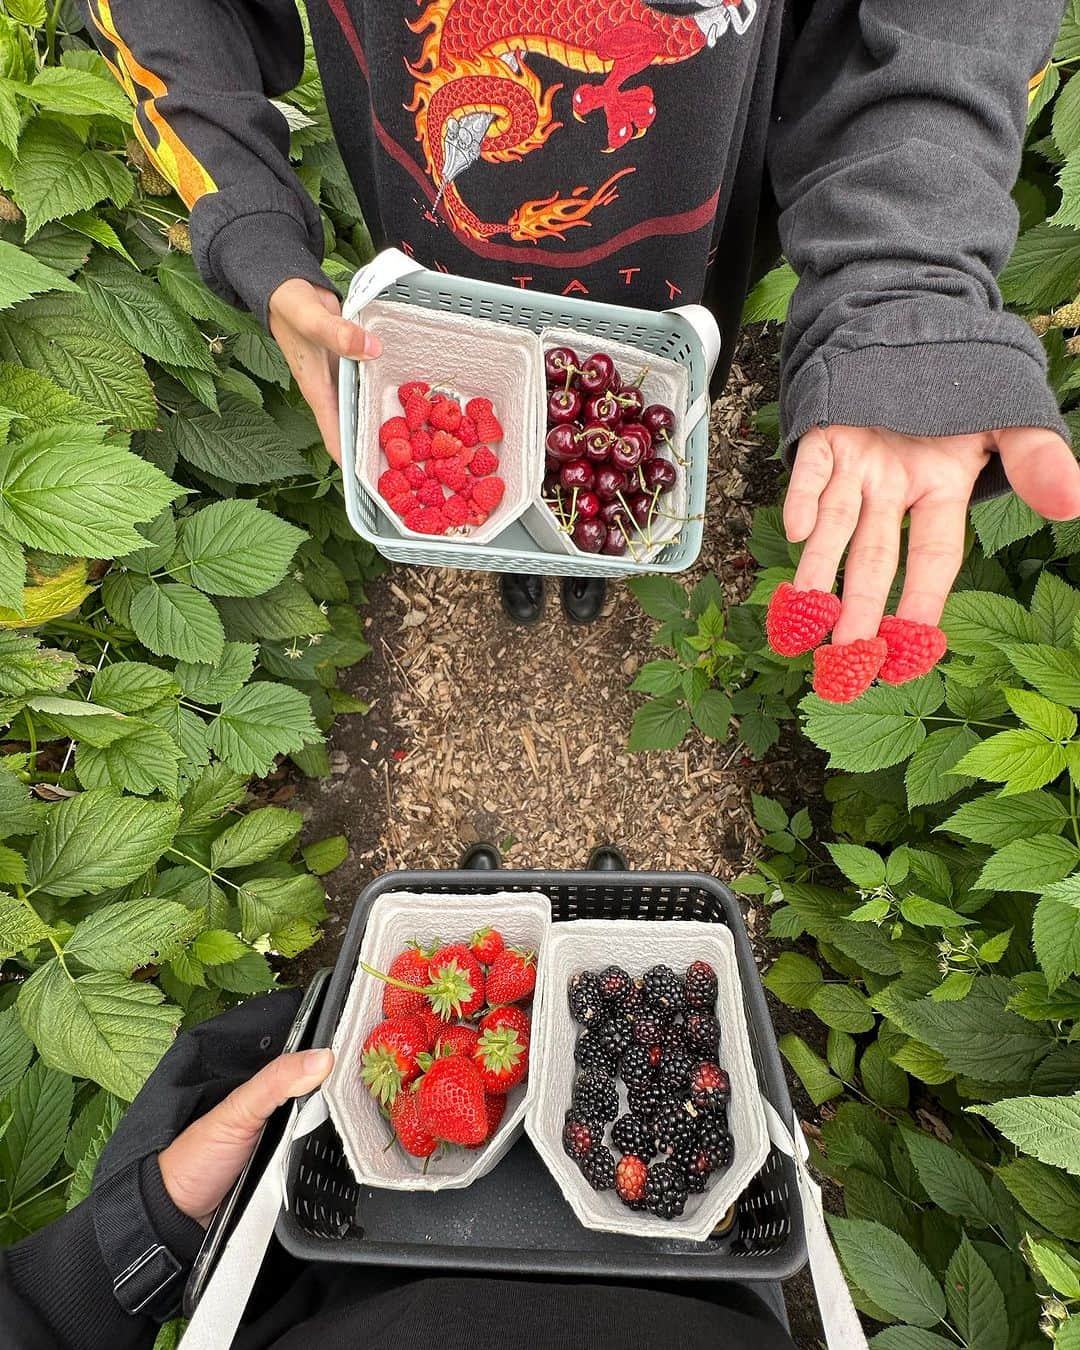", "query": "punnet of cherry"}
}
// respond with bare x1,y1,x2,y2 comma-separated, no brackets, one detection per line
543,345,683,559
